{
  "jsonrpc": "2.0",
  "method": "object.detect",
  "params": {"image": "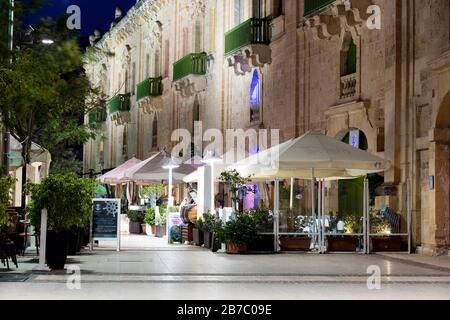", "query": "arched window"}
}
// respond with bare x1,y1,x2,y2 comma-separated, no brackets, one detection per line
122,126,128,161
235,0,243,25
191,96,200,157
250,70,261,122
151,114,158,149
154,49,161,76
194,20,202,53
340,32,357,76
